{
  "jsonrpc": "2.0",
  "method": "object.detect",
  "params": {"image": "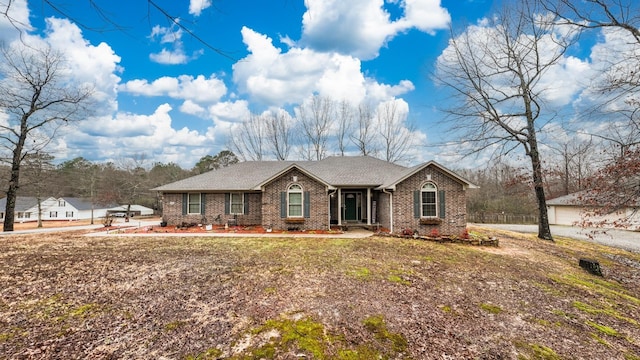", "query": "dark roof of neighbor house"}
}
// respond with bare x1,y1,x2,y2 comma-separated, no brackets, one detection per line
0,197,40,211
63,197,94,211
153,156,477,192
